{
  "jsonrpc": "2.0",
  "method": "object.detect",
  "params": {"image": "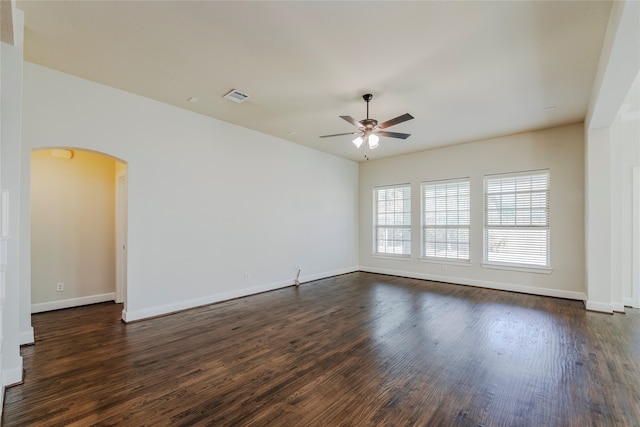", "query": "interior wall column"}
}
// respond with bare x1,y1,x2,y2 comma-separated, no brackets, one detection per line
585,127,614,313
0,6,26,392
